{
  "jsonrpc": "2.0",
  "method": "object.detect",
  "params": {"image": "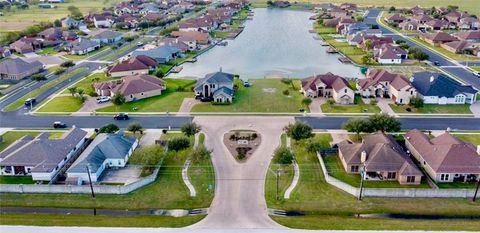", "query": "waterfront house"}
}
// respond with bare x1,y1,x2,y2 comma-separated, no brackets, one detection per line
410,72,477,104
194,71,235,103
0,58,43,80
107,55,157,77
94,74,165,101
300,72,354,104
373,43,408,64
337,132,423,185
404,129,480,183
131,45,182,64
358,69,416,104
